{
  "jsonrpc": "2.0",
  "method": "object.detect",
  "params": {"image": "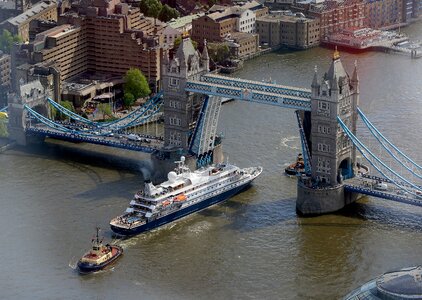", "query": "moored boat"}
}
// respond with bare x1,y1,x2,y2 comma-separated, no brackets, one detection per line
285,153,305,176
77,227,123,274
110,156,262,236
